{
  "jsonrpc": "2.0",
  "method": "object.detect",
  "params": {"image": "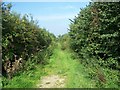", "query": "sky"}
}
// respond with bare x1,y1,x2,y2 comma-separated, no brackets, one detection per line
9,2,89,36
